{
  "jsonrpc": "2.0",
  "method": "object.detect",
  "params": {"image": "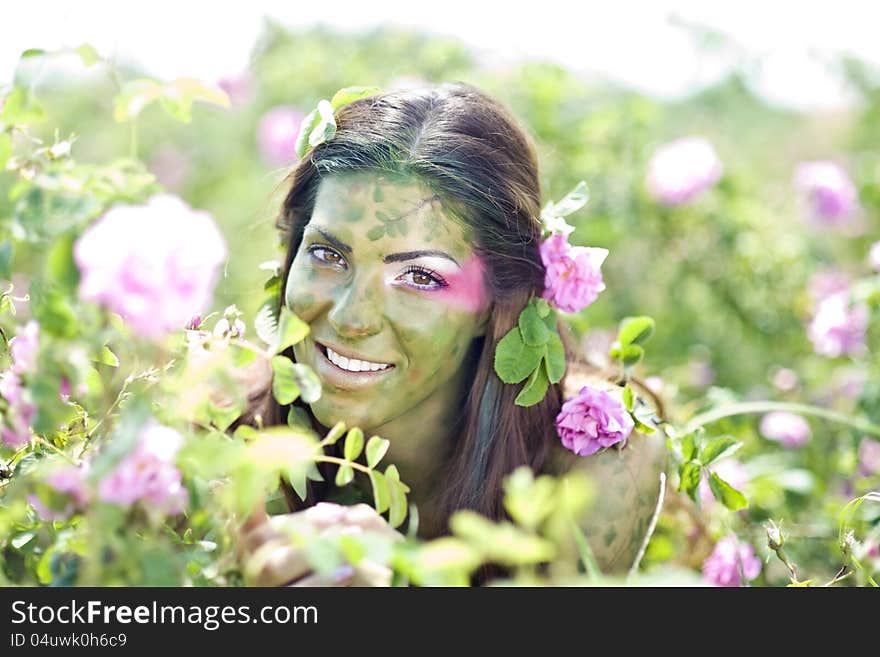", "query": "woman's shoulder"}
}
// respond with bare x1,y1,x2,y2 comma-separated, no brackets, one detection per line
546,359,669,574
